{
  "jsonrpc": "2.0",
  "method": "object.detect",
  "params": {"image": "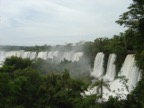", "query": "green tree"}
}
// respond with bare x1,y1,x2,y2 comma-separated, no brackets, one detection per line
12,68,43,108
0,56,32,73
114,0,144,75
0,73,13,108
90,79,111,104
116,0,144,51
